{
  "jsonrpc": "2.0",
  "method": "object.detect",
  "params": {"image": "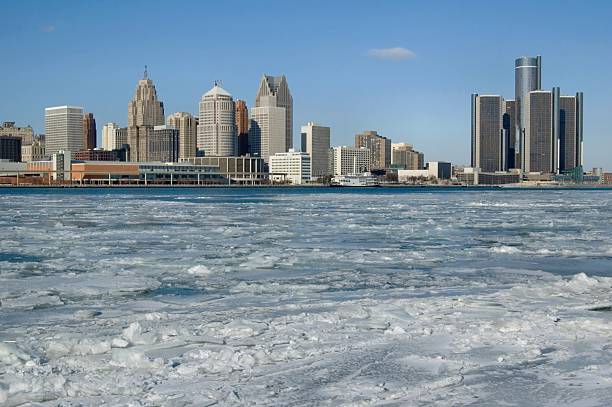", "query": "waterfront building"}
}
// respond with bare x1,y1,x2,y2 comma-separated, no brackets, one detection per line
44,106,84,156
235,100,249,156
471,94,507,172
51,150,72,181
102,122,119,151
255,74,293,150
248,106,286,163
0,122,34,143
0,136,22,162
391,142,424,170
515,55,542,169
426,161,452,179
524,88,559,174
300,122,330,179
167,112,197,160
330,146,370,175
355,130,391,170
127,67,165,162
269,150,311,184
74,149,118,161
83,113,97,150
559,93,583,171
21,138,45,162
198,83,237,156
181,156,266,183
148,125,179,162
